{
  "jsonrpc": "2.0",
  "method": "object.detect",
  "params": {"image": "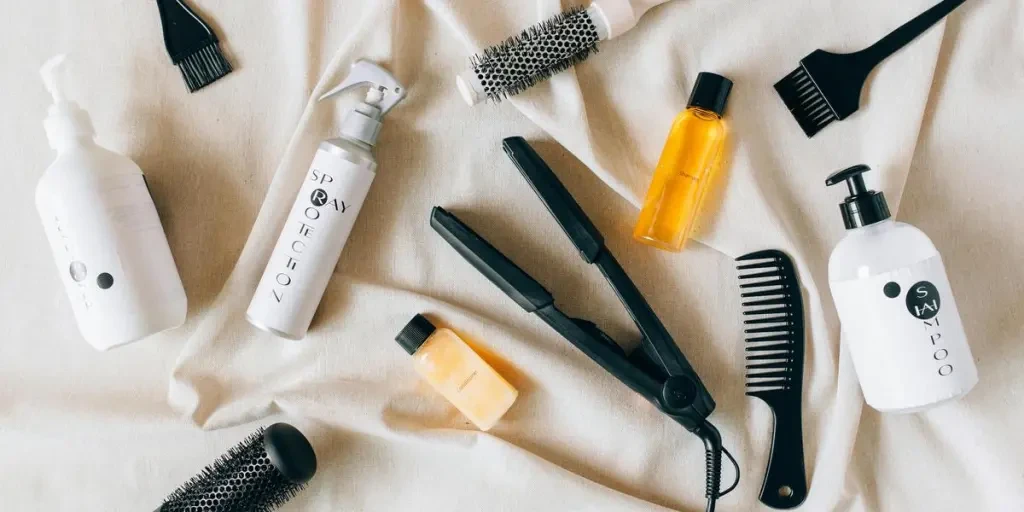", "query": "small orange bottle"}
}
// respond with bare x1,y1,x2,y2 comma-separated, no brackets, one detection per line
633,72,732,252
395,314,518,431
